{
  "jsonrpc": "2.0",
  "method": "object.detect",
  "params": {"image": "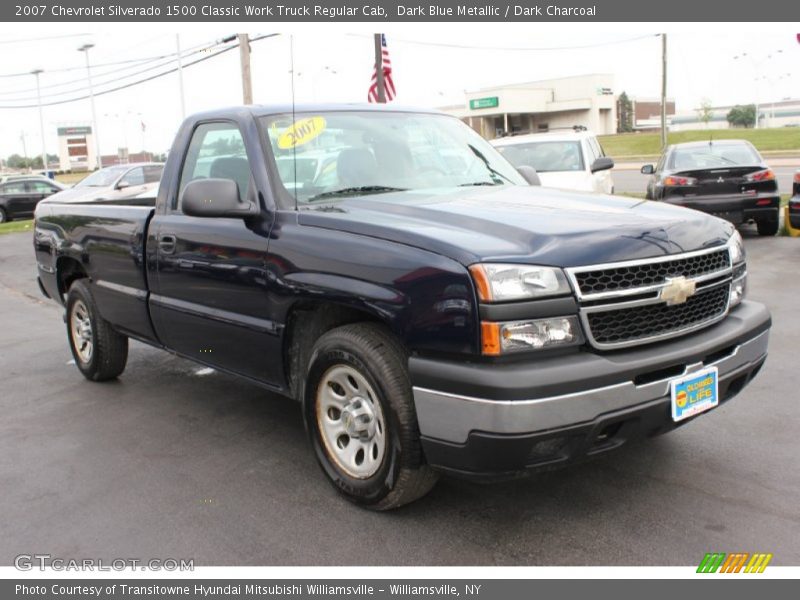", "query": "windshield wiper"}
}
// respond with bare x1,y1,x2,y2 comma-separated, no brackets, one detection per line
307,185,408,202
468,144,513,184
459,181,503,187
